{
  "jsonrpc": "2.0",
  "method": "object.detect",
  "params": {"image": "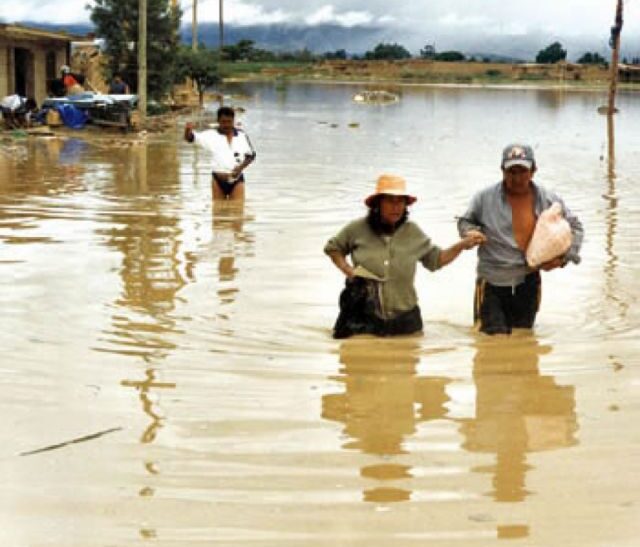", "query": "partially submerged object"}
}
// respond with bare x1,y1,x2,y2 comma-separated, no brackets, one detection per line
526,202,573,268
42,92,138,129
352,90,400,104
